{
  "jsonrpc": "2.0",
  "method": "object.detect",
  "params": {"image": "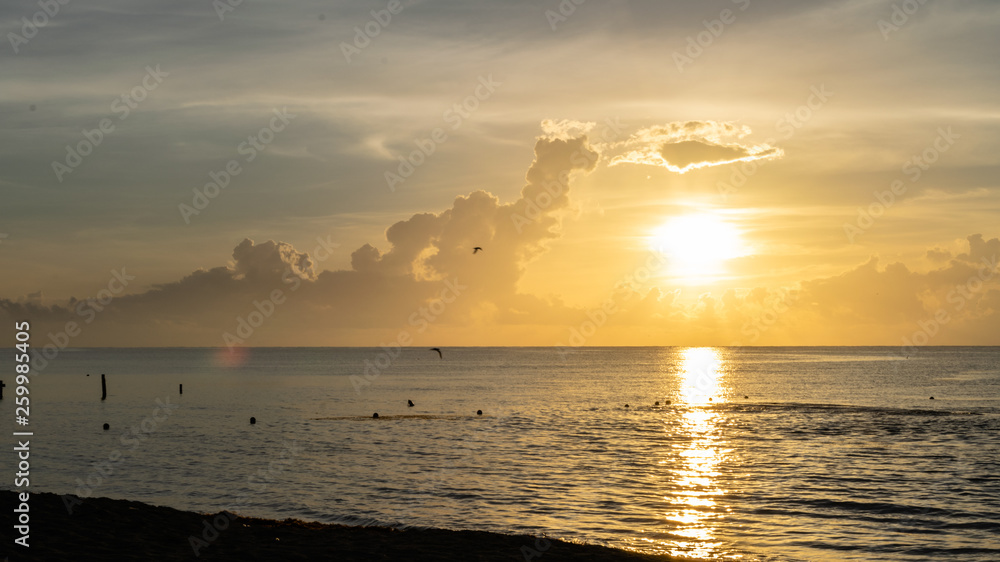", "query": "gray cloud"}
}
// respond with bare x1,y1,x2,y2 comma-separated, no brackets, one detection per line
0,127,599,346
609,121,782,173
3,0,1000,348
659,140,752,170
